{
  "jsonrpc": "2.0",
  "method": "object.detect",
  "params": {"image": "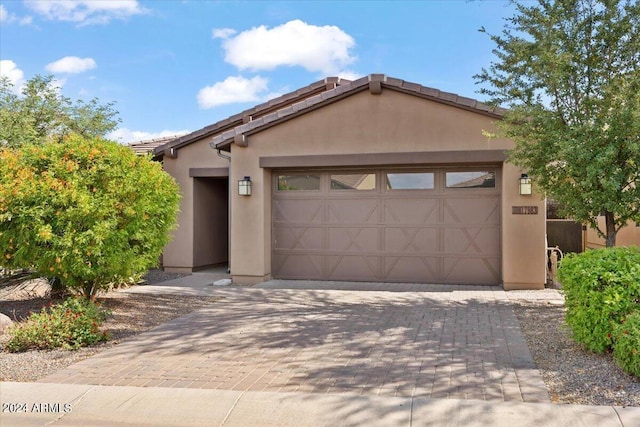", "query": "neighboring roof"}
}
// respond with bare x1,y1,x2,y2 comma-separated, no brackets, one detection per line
212,74,505,149
447,172,496,188
152,77,349,157
330,173,371,190
128,135,184,155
